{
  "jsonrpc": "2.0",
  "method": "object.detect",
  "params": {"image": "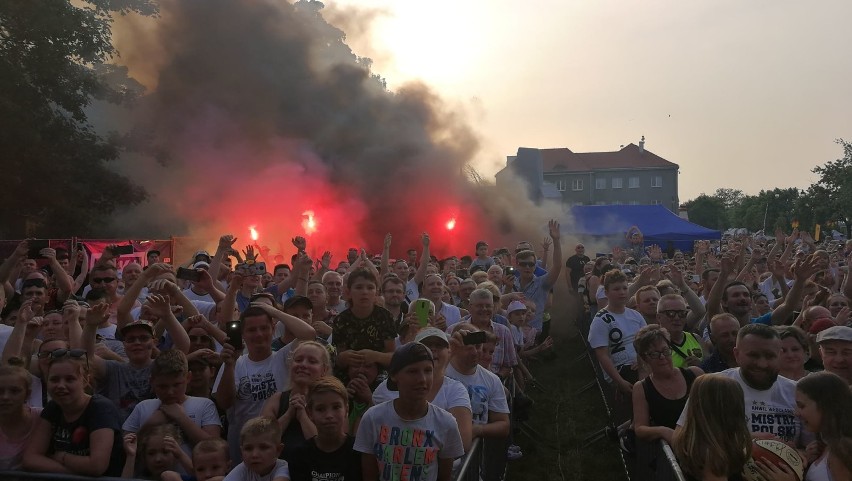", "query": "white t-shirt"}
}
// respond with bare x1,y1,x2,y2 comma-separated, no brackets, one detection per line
212,342,295,462
405,279,420,302
224,459,290,481
445,364,510,425
97,324,117,340
677,368,803,444
372,376,472,414
439,302,462,328
181,287,214,303
354,401,465,481
588,307,646,380
122,396,221,456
